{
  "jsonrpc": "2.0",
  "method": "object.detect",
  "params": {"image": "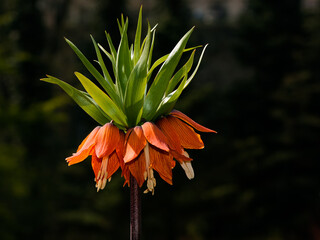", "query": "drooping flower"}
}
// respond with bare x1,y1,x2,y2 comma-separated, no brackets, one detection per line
66,122,129,191
123,122,173,194
122,110,216,194
42,8,216,194
157,110,216,179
